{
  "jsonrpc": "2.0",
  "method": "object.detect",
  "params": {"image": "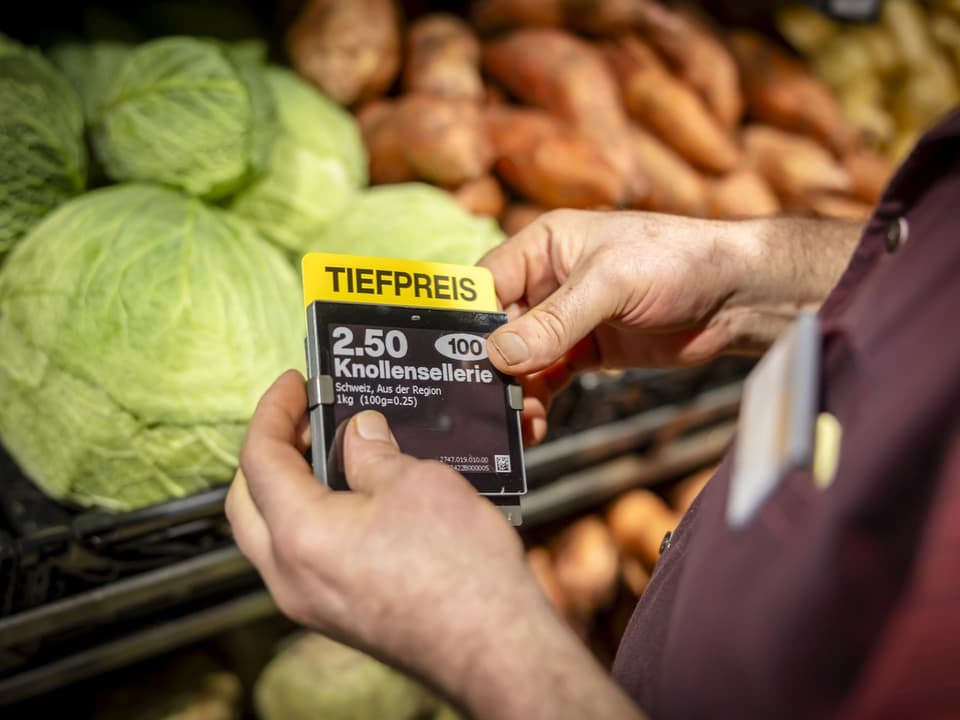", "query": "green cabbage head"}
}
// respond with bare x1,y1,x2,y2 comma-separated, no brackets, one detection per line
231,67,367,254
48,41,133,123
93,37,271,199
310,184,504,265
0,36,87,261
0,184,302,510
